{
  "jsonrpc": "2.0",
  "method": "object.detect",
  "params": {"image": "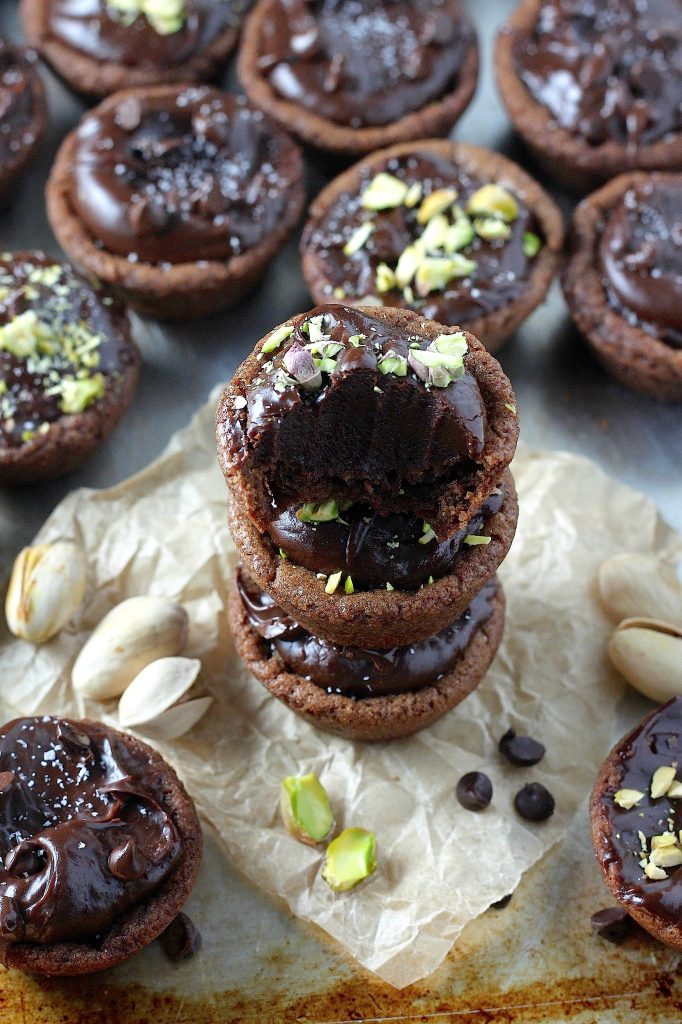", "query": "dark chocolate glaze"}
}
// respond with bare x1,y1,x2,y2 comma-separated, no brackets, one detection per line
0,253,135,450
0,717,181,945
226,305,486,517
255,0,476,129
600,697,682,926
0,40,41,166
269,486,504,590
237,568,498,698
305,152,542,324
599,178,682,349
69,87,301,264
516,0,682,148
45,0,250,69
